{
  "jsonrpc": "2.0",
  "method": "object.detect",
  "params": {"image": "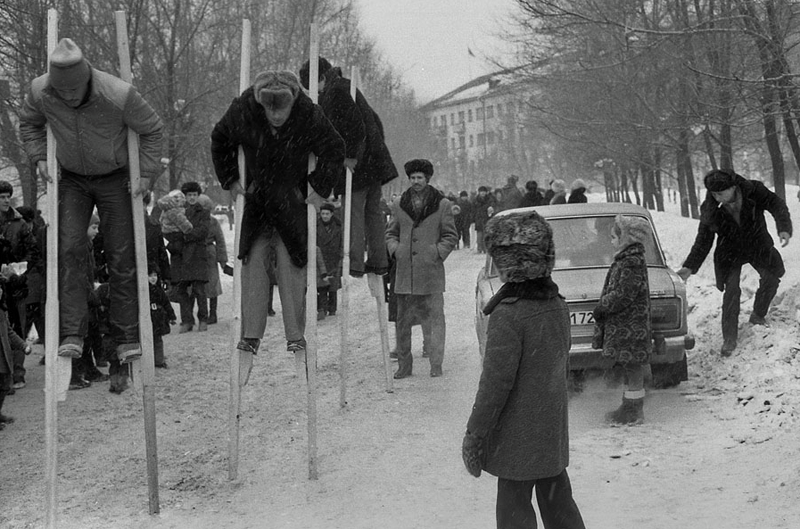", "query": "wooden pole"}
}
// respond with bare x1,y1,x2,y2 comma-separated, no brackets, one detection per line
228,18,251,482
337,68,356,408
305,23,320,481
114,11,160,514
44,12,60,529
